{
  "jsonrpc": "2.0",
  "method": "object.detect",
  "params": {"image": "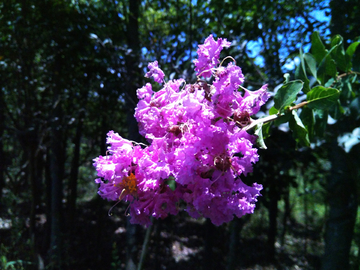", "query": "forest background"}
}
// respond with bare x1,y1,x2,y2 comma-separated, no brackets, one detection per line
1,0,360,269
